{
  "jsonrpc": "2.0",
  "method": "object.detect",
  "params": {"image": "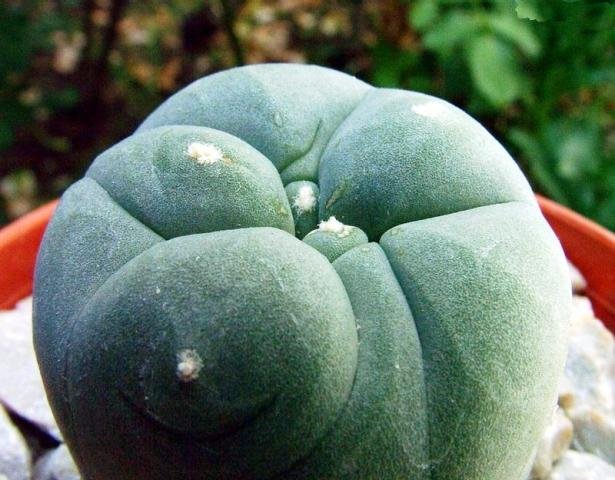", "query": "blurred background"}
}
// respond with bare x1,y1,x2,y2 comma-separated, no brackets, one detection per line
0,0,613,229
